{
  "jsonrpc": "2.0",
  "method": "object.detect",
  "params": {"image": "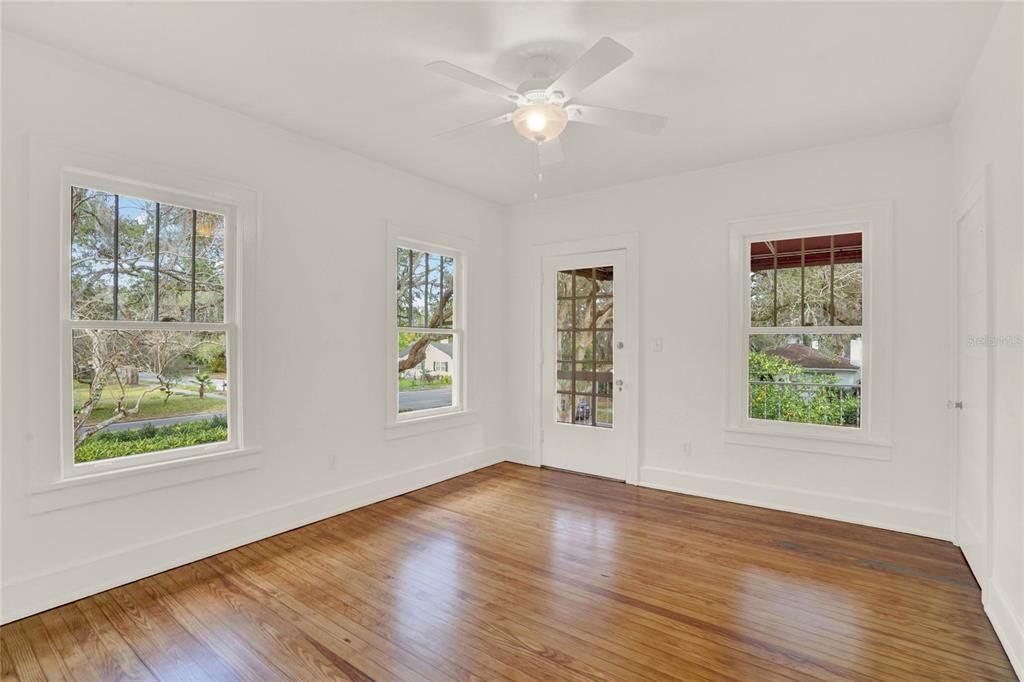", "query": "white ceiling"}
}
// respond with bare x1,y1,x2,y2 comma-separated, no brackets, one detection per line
3,2,1000,205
